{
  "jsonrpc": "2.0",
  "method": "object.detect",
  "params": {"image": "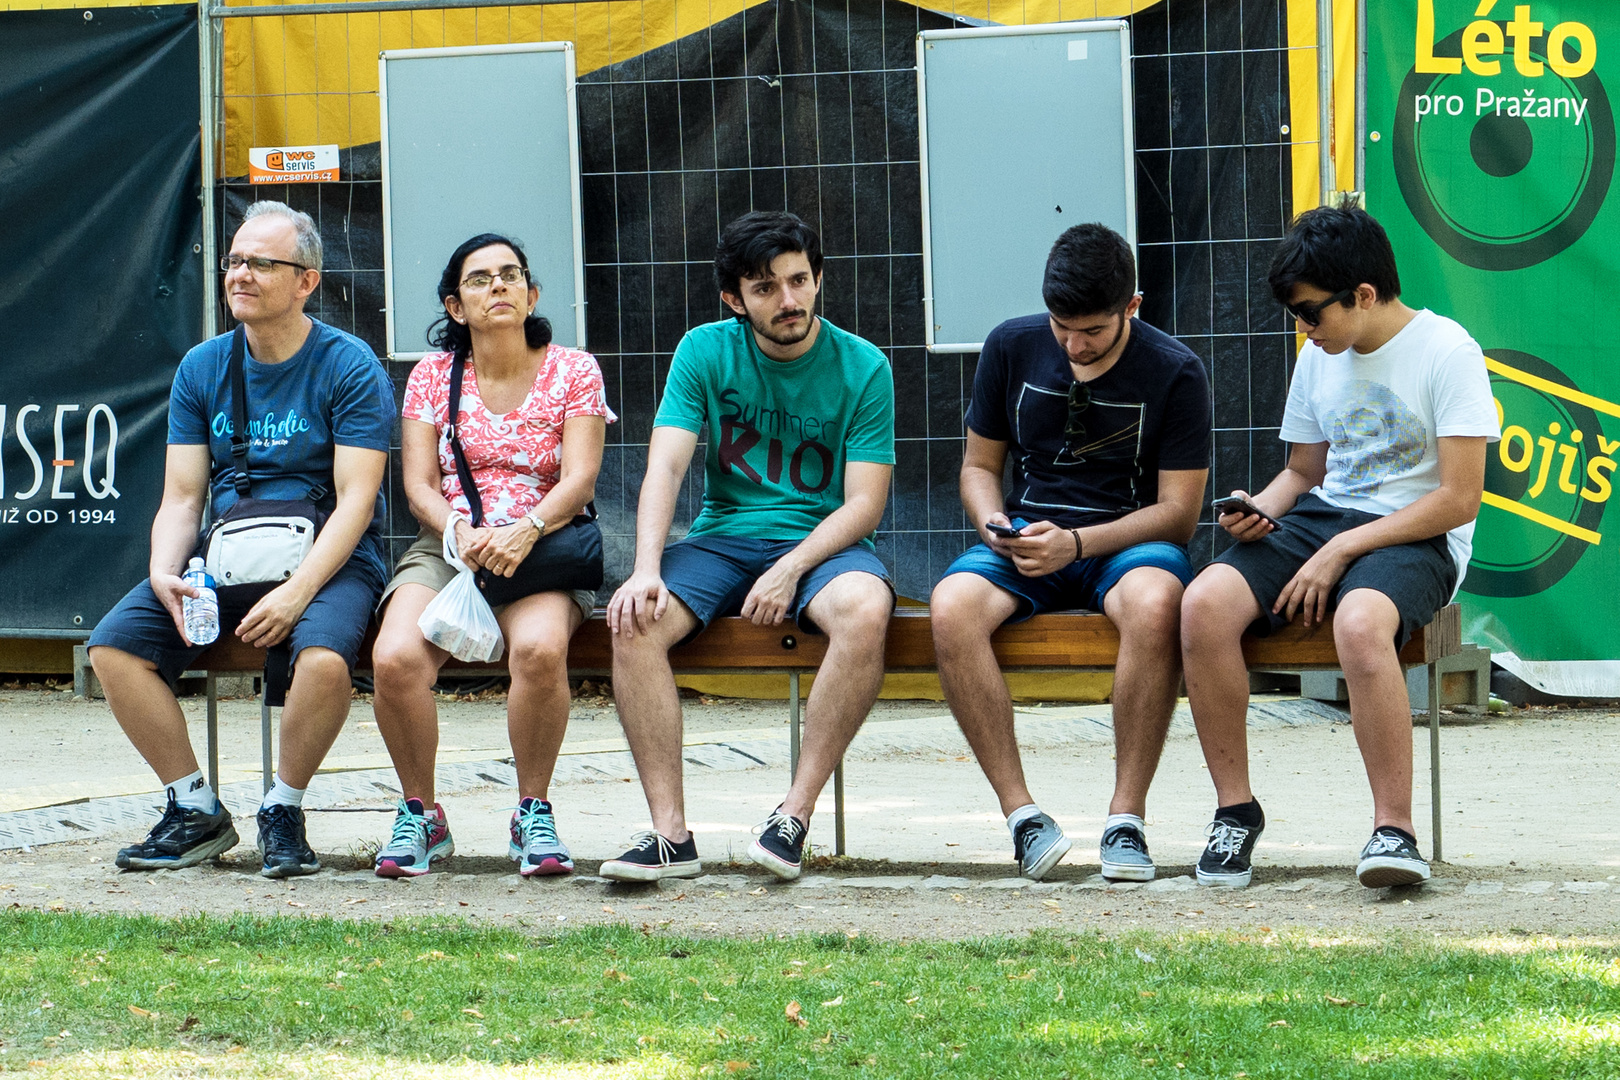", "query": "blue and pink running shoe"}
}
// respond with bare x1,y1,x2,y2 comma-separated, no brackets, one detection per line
375,798,454,878
509,797,573,877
